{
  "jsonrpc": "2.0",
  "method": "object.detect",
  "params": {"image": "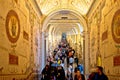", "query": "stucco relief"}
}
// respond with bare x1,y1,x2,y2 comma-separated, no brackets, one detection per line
5,10,20,43
112,9,120,43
